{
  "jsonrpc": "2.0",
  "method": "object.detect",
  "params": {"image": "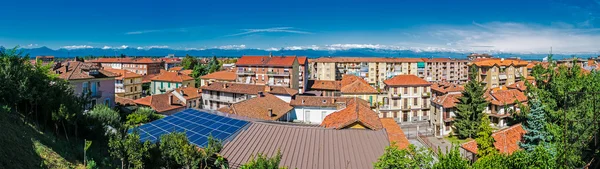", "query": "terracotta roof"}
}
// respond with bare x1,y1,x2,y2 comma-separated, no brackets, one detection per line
133,94,184,113
485,88,527,106
309,80,341,90
339,75,378,94
506,81,528,91
115,96,137,106
320,99,383,130
268,86,299,96
103,68,142,80
168,66,184,71
200,70,237,81
313,57,425,63
380,118,409,150
142,74,158,83
56,61,119,80
236,55,299,67
431,82,464,94
160,58,181,63
432,93,462,108
384,75,431,86
220,122,389,169
297,56,308,65
131,58,163,64
151,71,194,83
179,70,193,76
470,58,528,67
290,96,369,107
462,124,526,155
425,58,452,62
173,87,202,100
218,94,293,121
88,57,163,64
